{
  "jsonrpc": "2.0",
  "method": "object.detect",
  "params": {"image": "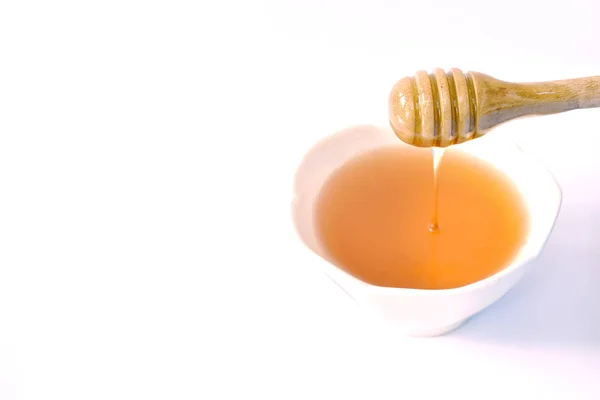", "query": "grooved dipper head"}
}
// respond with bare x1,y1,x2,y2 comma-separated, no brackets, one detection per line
388,68,477,147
